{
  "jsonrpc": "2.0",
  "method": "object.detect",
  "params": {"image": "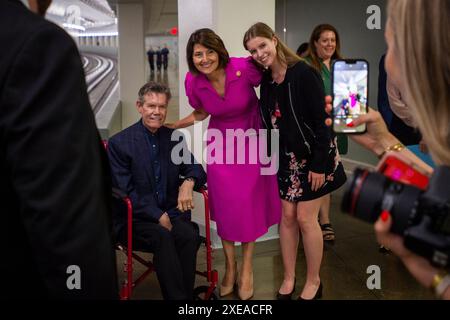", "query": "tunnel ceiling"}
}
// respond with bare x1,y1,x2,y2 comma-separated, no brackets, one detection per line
107,0,178,36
